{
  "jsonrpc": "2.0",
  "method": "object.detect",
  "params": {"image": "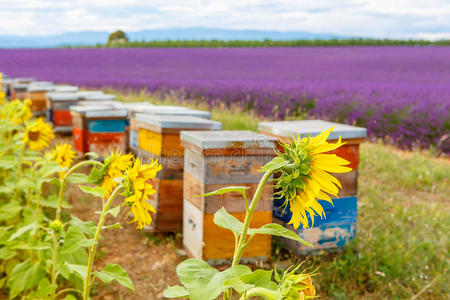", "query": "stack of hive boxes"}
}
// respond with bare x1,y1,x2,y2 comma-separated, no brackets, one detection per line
27,82,54,116
180,130,277,264
46,92,79,132
258,120,367,253
127,106,211,153
70,104,128,156
11,78,34,101
132,113,222,232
